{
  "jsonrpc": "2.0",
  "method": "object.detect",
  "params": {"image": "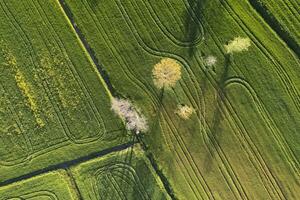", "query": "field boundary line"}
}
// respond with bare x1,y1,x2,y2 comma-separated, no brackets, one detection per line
0,141,135,187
